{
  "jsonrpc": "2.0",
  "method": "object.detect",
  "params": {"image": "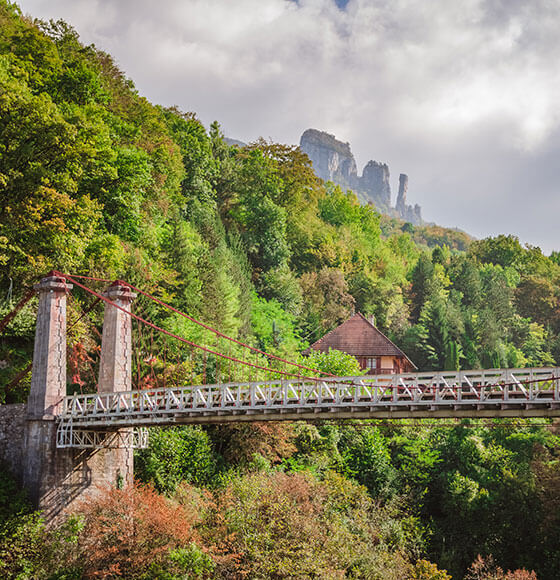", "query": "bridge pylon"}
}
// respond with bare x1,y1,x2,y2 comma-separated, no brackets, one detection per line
22,276,136,523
